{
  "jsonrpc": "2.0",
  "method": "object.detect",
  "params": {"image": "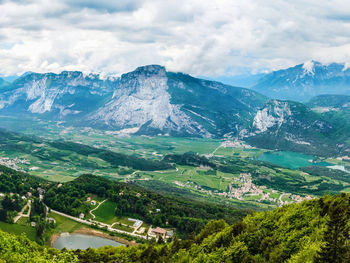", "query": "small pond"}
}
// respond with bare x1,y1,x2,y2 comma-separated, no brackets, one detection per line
53,234,125,250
